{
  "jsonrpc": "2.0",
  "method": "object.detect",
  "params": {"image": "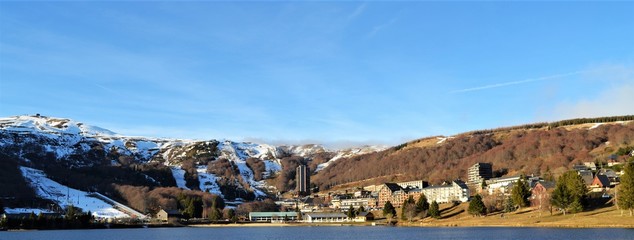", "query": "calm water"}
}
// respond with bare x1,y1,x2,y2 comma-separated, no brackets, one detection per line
1,226,633,240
